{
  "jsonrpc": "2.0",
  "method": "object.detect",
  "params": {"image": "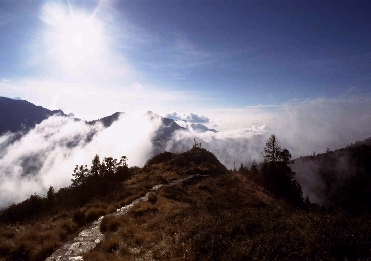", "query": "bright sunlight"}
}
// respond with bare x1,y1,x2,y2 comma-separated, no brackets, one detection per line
41,2,105,75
